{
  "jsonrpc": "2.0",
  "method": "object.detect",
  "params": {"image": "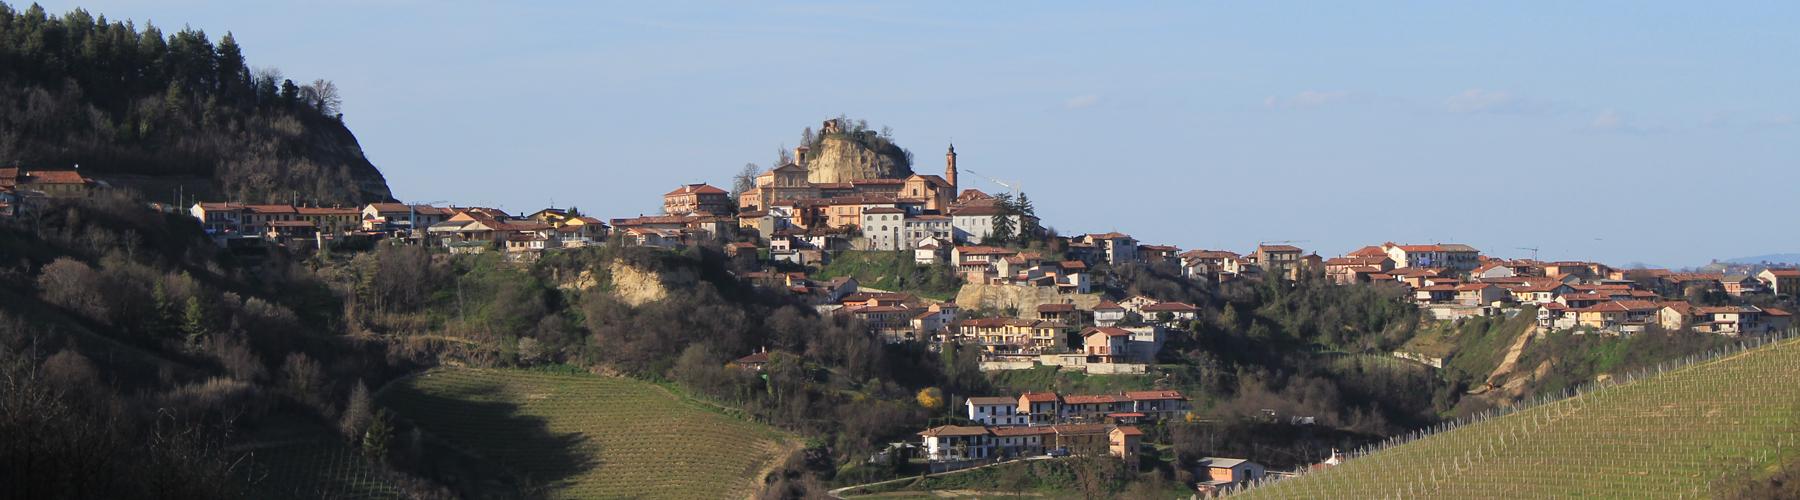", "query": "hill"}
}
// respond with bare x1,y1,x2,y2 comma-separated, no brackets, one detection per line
377,367,798,499
1232,334,1800,498
0,2,392,204
799,117,914,183
1723,253,1800,266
